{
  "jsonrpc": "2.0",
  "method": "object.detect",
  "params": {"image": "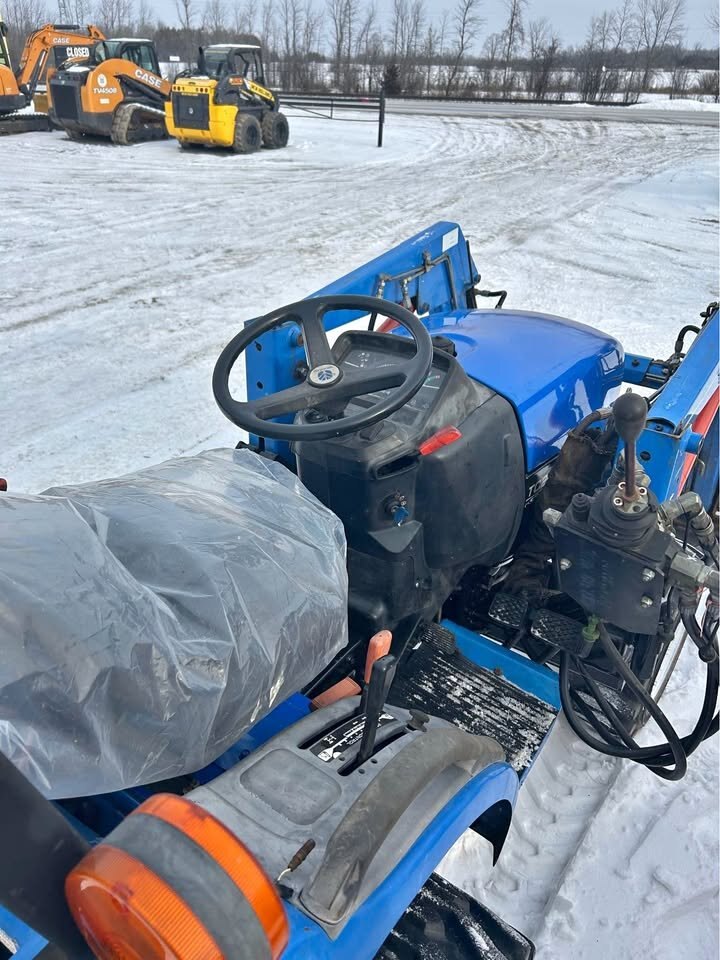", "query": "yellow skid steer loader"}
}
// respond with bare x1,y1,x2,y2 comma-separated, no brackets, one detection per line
166,42,289,153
